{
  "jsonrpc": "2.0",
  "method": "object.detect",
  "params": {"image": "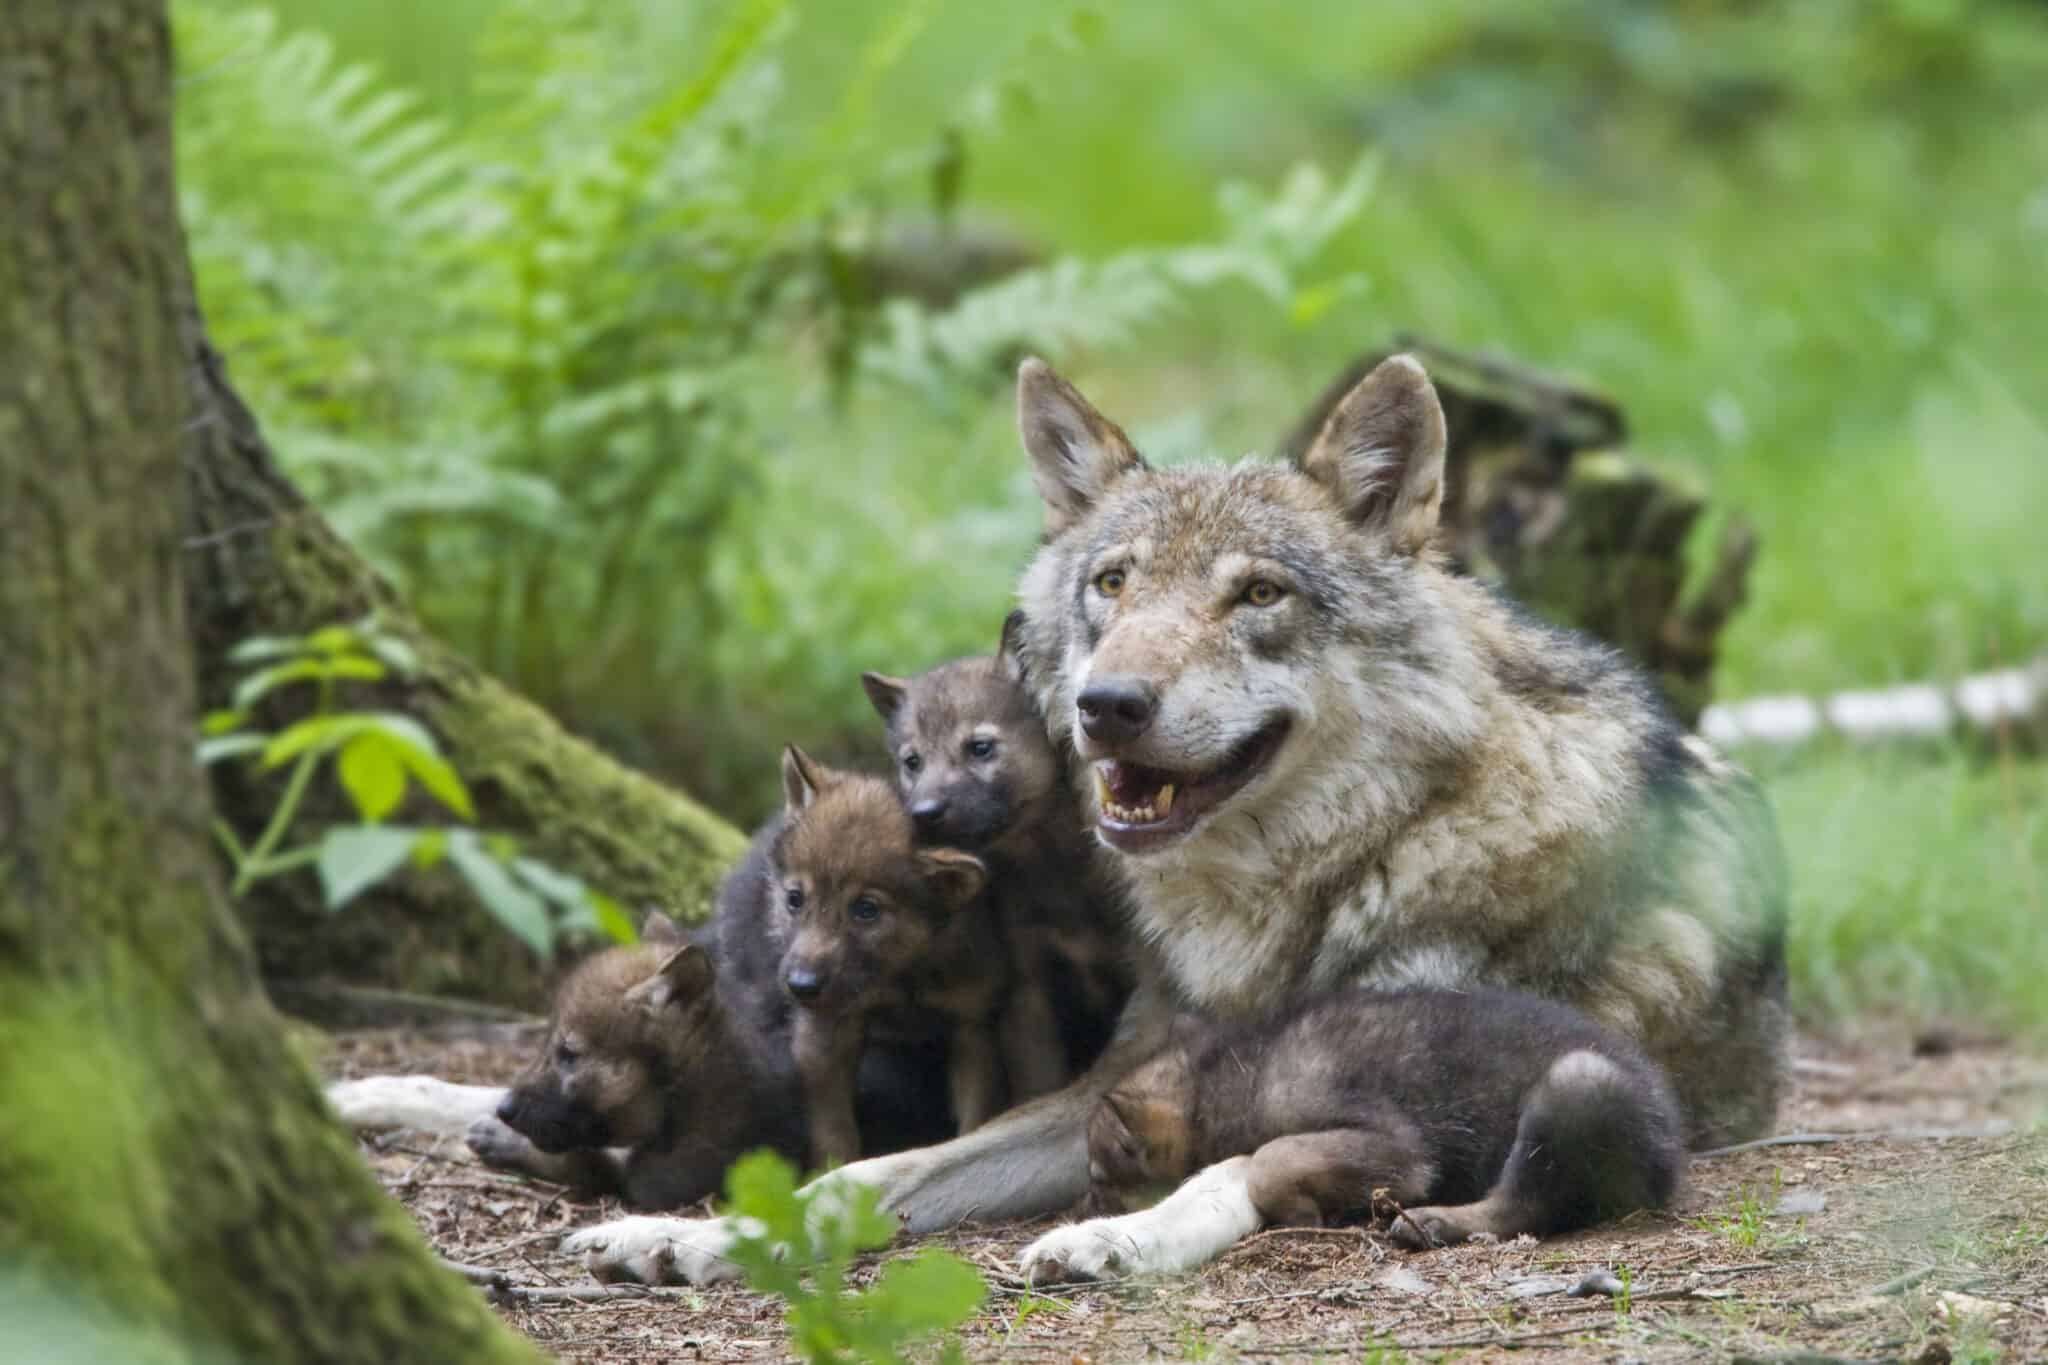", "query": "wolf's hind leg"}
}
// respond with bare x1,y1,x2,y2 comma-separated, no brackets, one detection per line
1243,1121,1435,1228
1394,1048,1684,1249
